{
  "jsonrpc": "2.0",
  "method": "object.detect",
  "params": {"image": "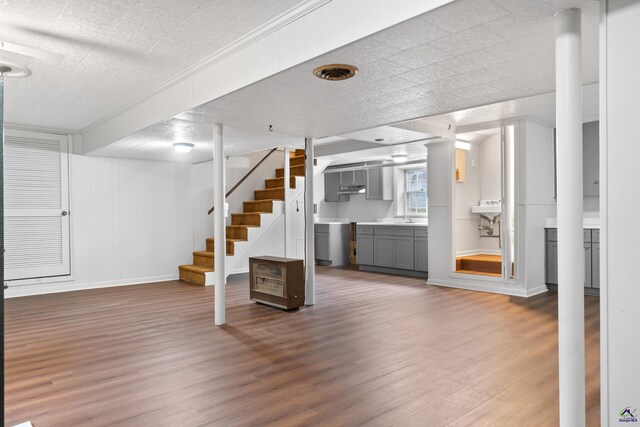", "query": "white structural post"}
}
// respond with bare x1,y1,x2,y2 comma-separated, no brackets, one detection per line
304,138,315,305
283,147,291,257
213,123,226,325
555,8,585,426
